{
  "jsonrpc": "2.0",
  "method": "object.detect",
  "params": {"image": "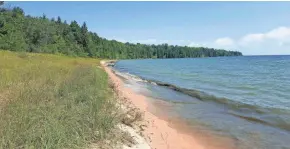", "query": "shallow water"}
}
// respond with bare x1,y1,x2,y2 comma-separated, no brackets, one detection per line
113,56,290,149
